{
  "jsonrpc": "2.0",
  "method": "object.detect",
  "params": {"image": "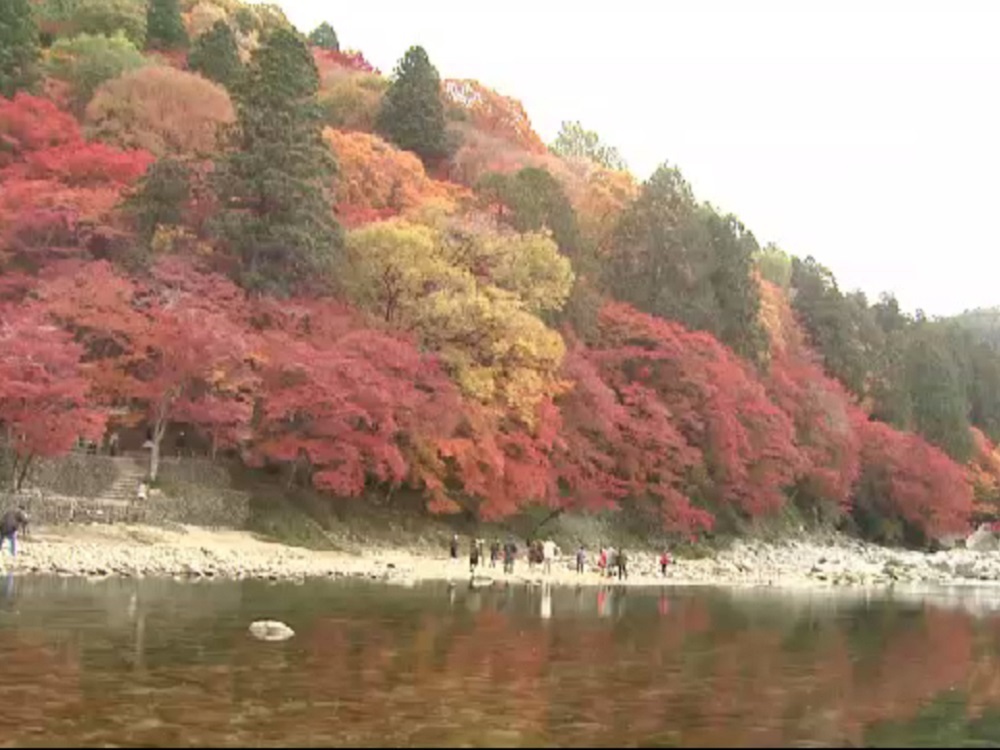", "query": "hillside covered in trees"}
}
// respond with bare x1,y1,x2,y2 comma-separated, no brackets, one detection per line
2,0,998,548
